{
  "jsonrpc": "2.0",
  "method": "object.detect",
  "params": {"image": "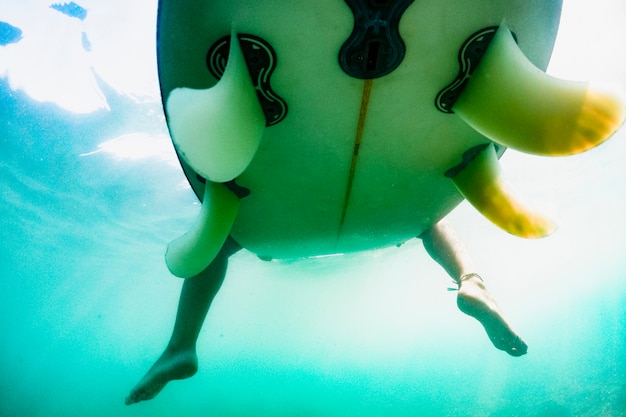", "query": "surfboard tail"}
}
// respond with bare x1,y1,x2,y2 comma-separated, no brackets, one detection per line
165,31,266,183
165,182,240,278
448,143,557,238
452,23,626,156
